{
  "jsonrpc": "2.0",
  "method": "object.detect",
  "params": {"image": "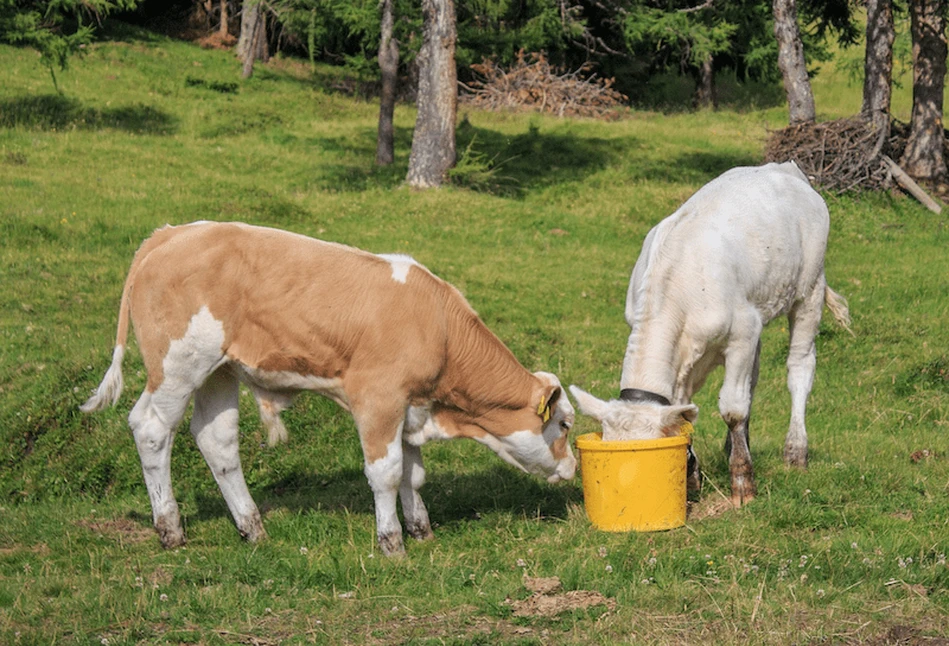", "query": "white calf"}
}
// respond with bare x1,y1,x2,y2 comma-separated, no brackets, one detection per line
571,162,851,506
